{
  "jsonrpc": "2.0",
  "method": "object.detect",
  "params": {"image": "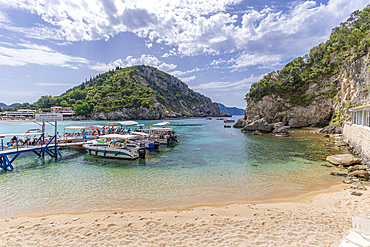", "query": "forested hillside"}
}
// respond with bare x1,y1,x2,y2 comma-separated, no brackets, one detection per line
246,5,370,106
4,65,221,119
